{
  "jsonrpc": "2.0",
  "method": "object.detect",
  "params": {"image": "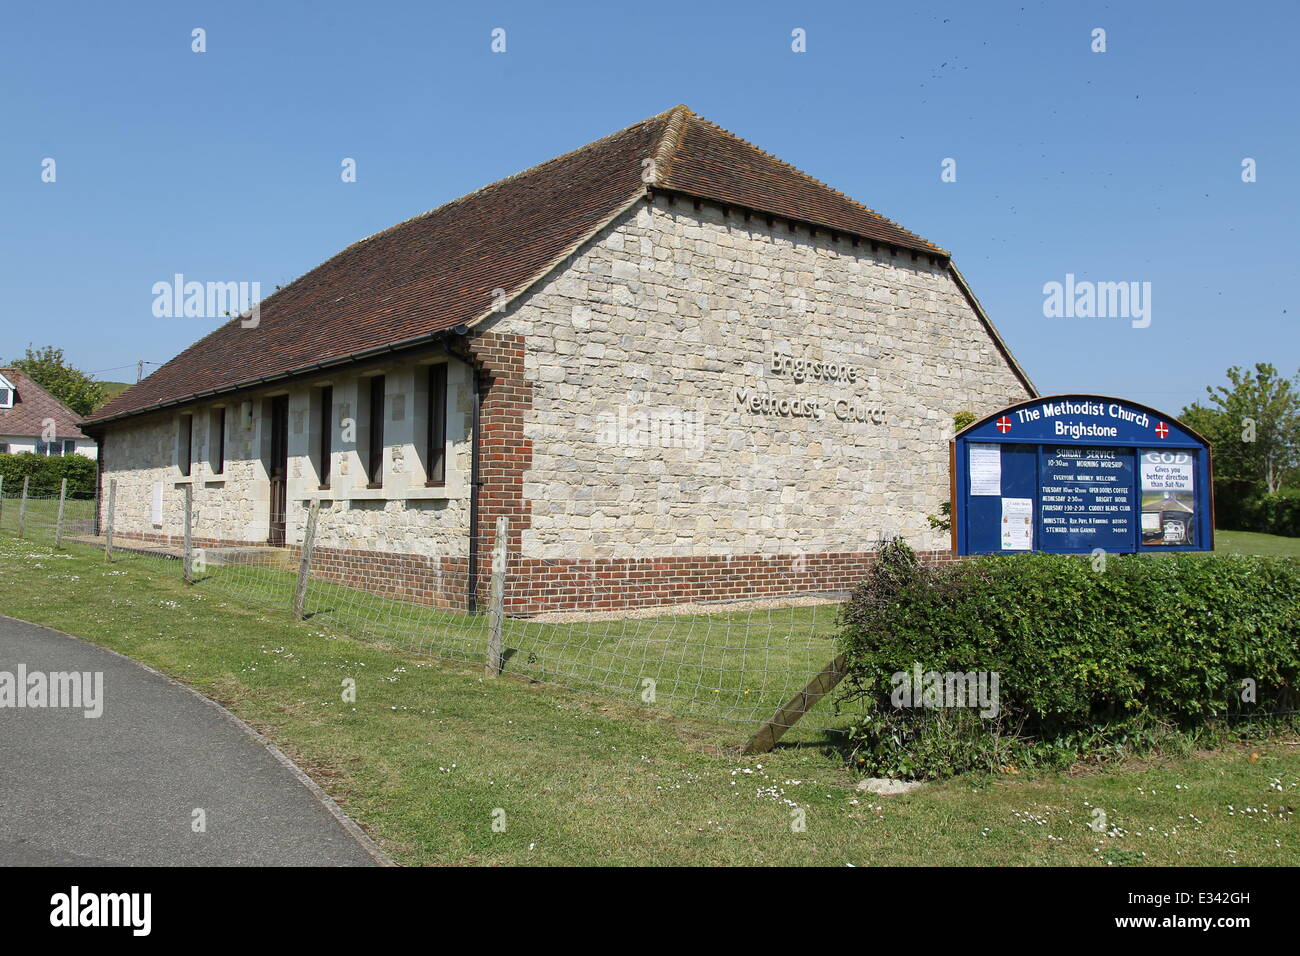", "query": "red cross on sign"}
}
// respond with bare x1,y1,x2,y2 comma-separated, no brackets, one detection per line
996,416,1012,434
1155,421,1169,439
